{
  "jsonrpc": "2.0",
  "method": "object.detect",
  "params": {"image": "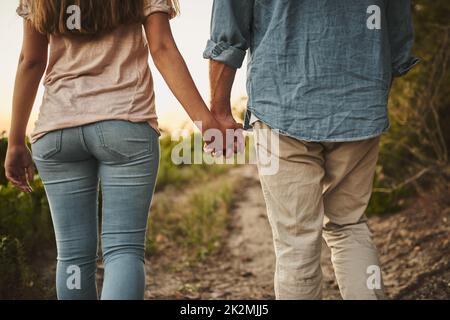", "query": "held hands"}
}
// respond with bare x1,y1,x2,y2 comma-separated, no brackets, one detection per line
202,109,245,158
4,144,35,193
